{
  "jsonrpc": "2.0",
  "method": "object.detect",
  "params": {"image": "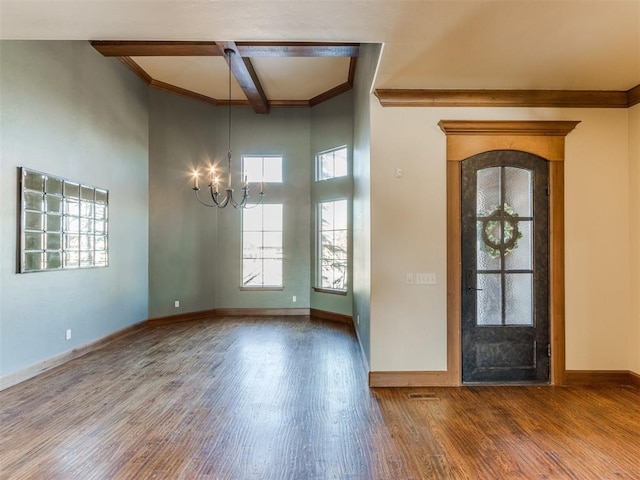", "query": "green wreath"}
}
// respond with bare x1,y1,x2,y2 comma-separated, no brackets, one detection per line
479,203,523,259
